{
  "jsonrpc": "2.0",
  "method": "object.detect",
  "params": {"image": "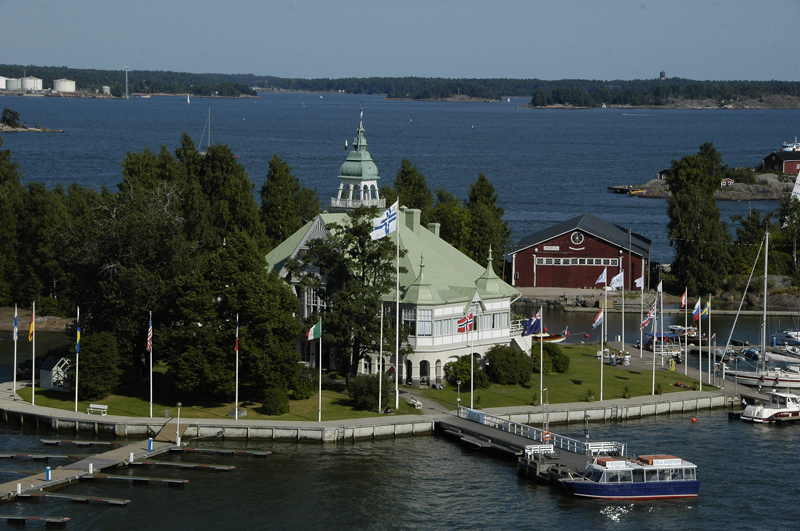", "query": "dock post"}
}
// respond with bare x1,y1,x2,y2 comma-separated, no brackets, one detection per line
148,438,153,451
129,452,134,463
16,483,21,495
89,463,93,473
46,467,51,481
